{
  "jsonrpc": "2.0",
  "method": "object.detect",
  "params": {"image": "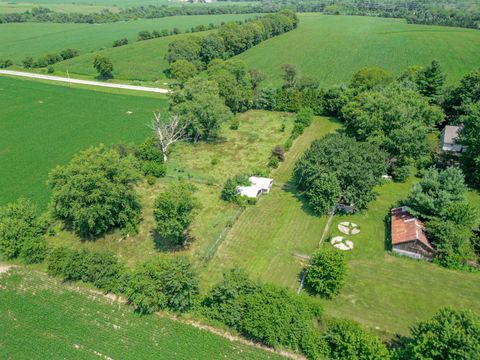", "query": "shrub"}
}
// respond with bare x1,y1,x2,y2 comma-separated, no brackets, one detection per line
125,257,199,314
22,56,34,68
284,138,293,151
141,161,166,178
47,66,54,74
47,247,74,277
0,198,45,261
93,55,114,79
19,236,47,264
60,48,79,60
305,247,347,298
391,164,410,182
153,181,199,245
0,59,13,68
291,122,305,139
221,174,250,203
48,145,141,238
112,38,128,47
325,319,391,359
137,30,152,41
229,117,239,130
295,107,314,127
398,308,480,360
271,145,285,161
